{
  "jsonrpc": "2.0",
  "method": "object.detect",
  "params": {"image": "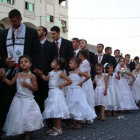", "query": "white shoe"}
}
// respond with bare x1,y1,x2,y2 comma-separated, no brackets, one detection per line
49,127,62,136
